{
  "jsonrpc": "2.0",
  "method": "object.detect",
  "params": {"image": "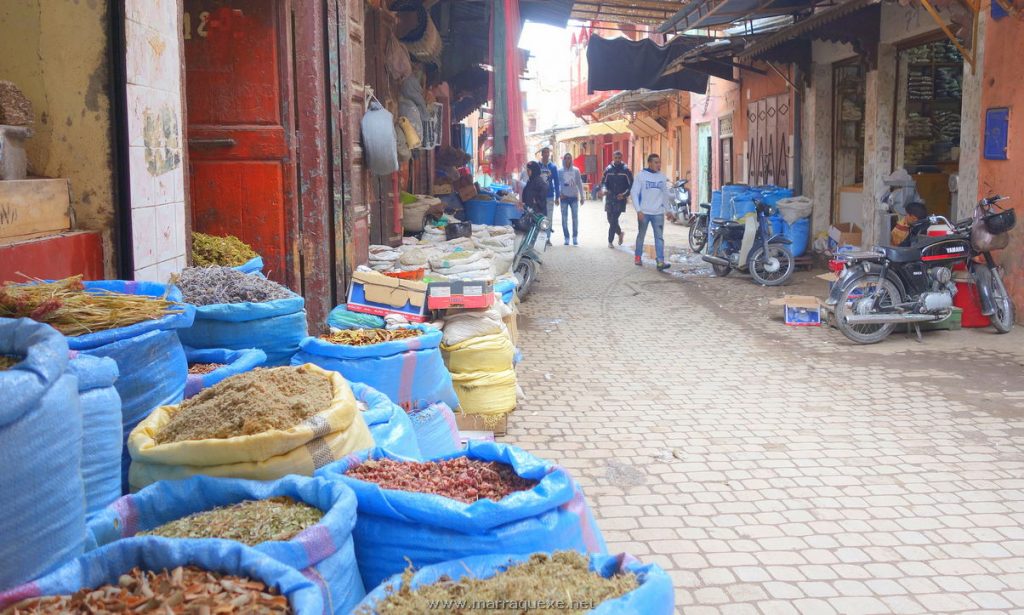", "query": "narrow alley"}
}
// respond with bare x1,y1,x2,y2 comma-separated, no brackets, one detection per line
513,204,1024,614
